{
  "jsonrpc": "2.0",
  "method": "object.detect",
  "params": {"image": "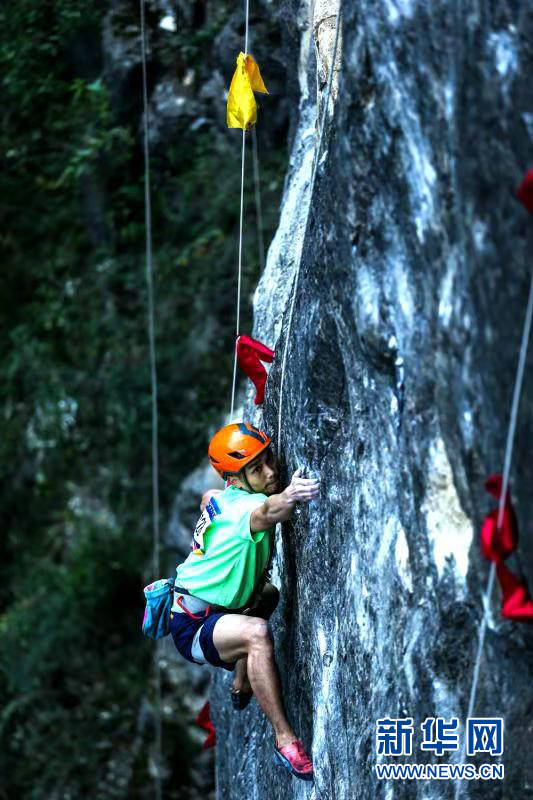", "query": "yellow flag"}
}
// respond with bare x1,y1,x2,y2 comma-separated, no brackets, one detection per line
227,52,269,130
